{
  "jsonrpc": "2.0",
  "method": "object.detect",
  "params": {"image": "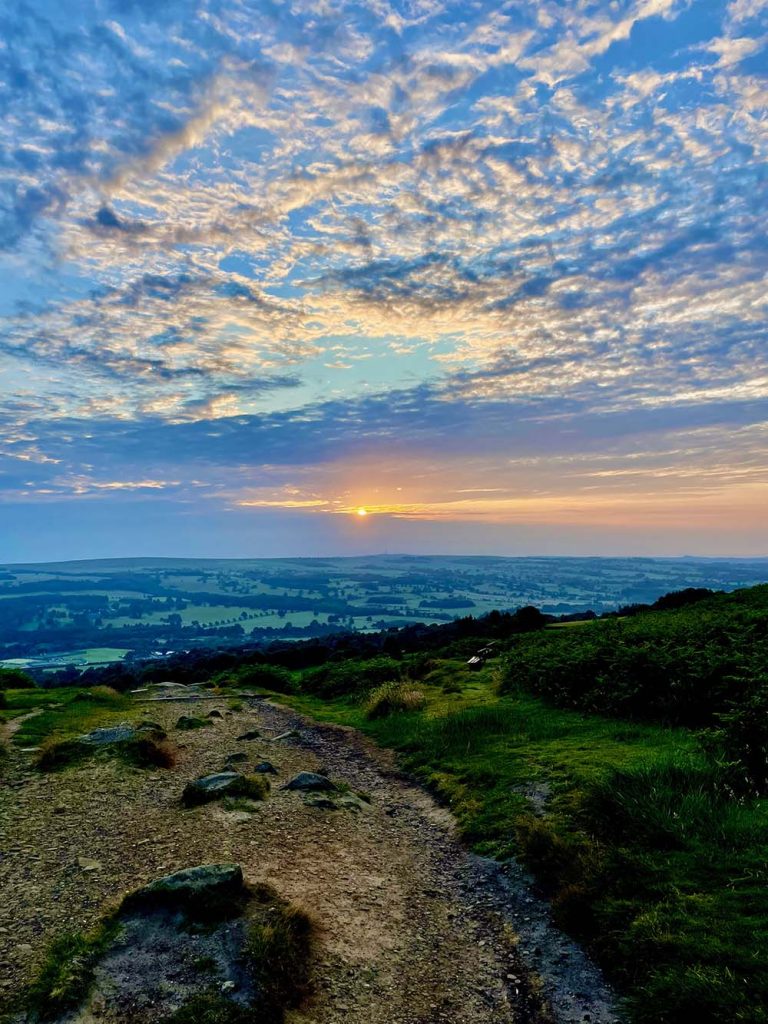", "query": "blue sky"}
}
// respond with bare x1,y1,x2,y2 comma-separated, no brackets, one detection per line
0,0,767,560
